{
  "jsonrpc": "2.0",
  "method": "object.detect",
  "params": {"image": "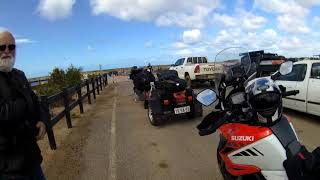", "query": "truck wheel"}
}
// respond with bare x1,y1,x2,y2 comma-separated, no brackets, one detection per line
148,106,161,126
187,110,196,119
185,74,192,88
195,100,203,117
